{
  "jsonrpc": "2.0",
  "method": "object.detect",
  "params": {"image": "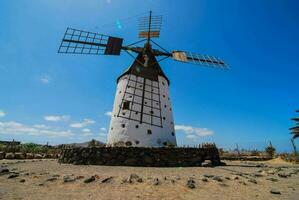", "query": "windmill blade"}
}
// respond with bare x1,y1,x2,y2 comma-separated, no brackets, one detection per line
58,28,123,55
138,14,162,38
171,50,228,68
